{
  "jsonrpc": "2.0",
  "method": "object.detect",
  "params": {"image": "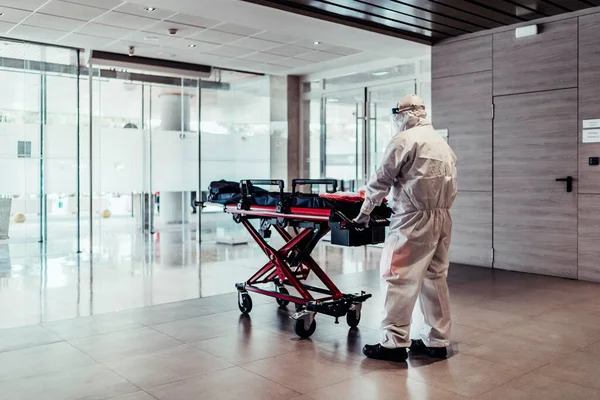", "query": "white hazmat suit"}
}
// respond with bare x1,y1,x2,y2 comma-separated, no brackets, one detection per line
359,95,457,352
